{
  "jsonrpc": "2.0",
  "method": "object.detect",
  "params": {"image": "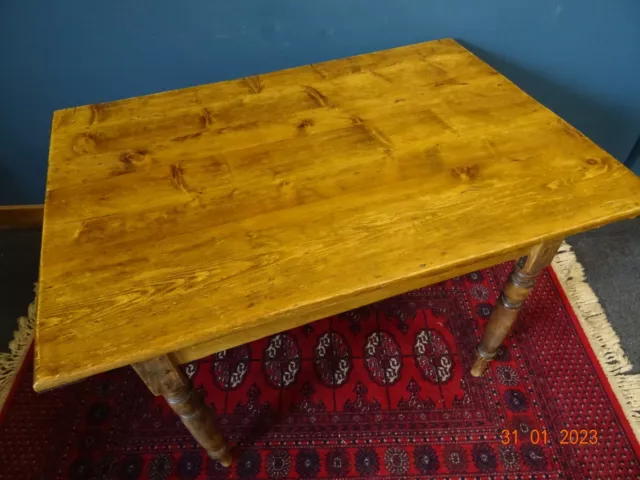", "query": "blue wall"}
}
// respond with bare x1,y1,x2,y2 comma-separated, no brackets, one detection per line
1,0,639,204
